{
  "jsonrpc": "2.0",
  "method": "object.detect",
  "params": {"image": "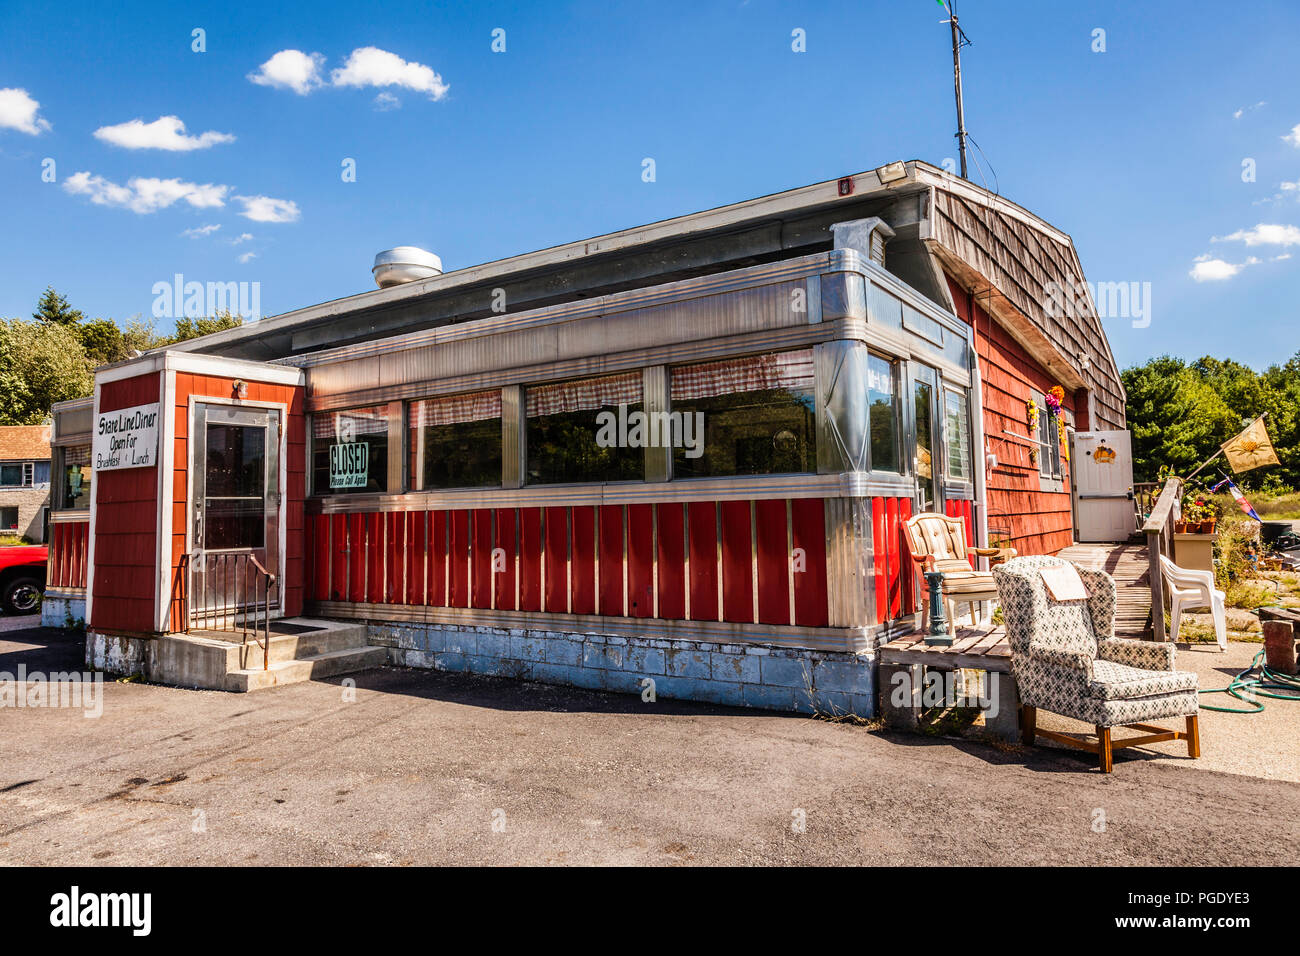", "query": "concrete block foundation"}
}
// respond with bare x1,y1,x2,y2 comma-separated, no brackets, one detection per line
370,622,877,717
